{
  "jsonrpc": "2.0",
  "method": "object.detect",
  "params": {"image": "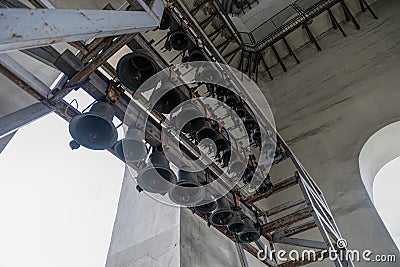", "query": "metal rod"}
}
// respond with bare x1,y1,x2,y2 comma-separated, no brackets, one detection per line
270,44,287,72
